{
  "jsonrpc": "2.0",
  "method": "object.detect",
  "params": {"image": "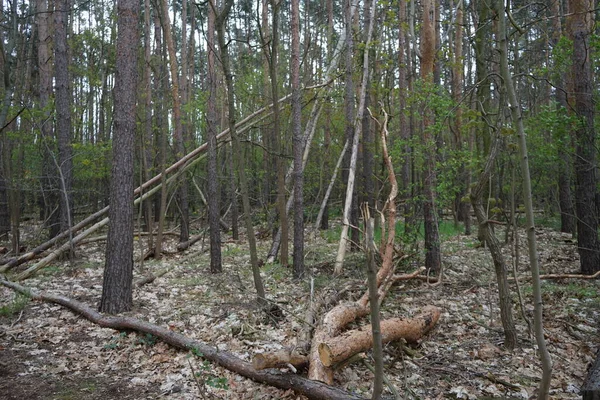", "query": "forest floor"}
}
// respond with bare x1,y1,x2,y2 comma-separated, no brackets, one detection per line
0,220,598,399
